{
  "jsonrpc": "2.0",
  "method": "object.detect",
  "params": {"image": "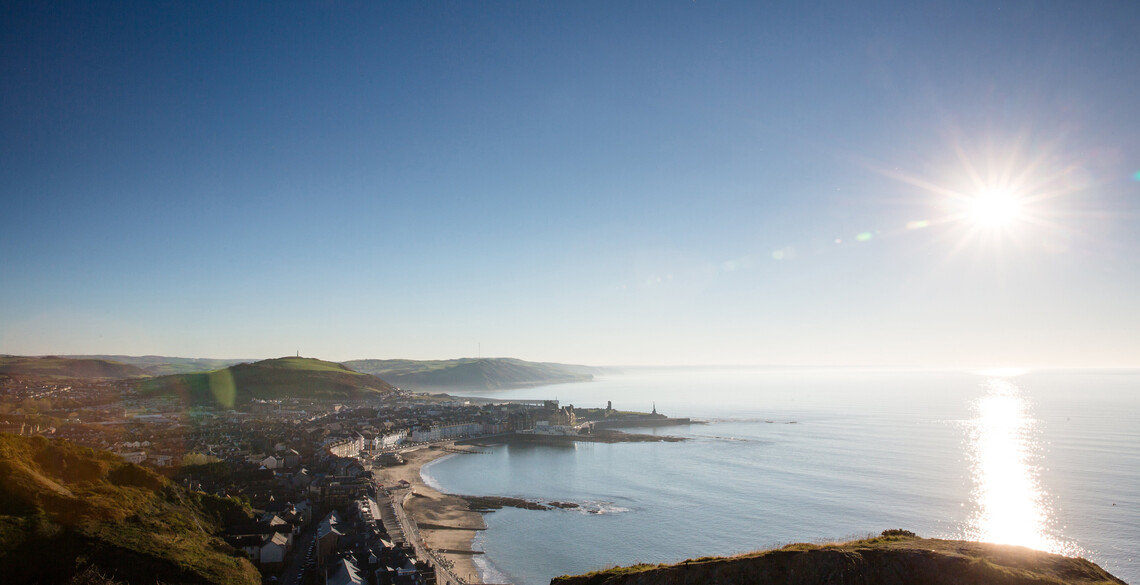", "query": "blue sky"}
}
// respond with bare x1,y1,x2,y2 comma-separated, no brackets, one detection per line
2,1,1138,367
